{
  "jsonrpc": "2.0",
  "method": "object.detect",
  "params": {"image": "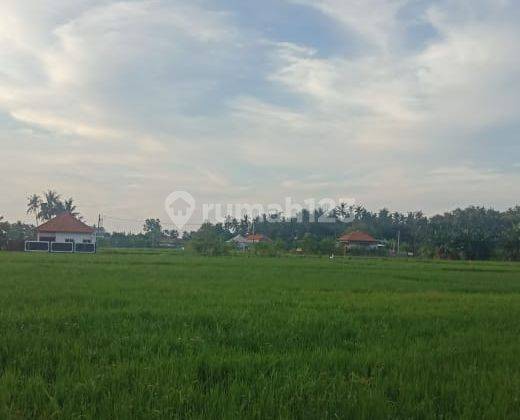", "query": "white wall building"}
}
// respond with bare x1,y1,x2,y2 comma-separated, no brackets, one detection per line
37,213,96,244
